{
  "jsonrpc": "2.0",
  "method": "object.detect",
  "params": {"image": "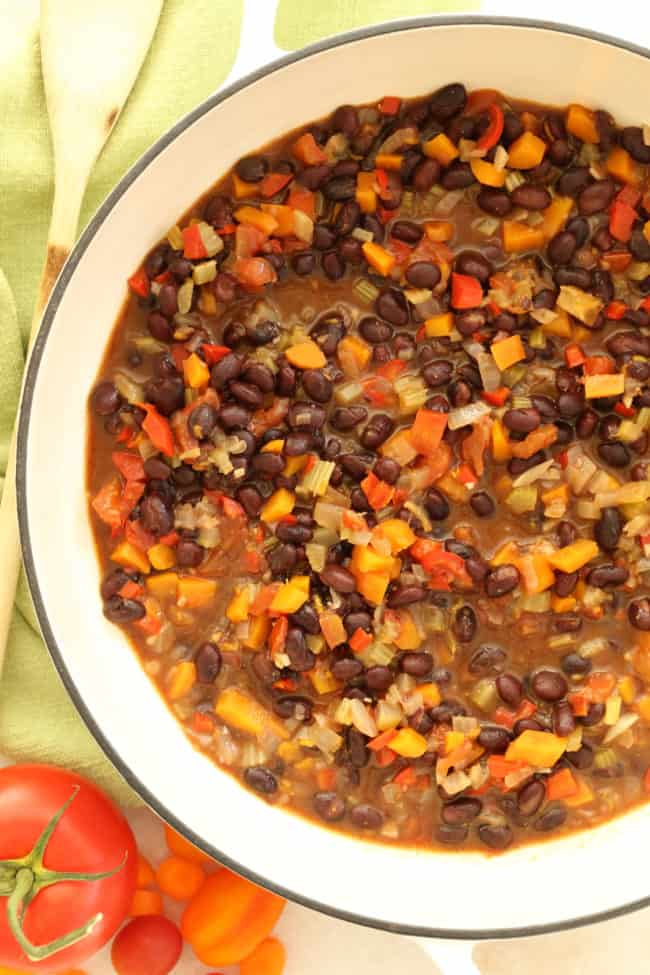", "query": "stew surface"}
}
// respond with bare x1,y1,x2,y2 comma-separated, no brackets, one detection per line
88,84,650,852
